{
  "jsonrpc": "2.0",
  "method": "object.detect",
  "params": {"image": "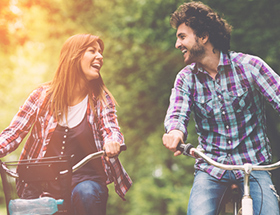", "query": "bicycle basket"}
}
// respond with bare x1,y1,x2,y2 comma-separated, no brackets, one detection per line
0,155,72,215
